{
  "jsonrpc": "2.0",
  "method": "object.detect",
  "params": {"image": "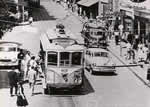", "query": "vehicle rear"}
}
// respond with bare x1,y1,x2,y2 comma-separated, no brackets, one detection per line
85,48,116,73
